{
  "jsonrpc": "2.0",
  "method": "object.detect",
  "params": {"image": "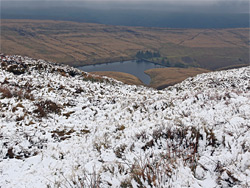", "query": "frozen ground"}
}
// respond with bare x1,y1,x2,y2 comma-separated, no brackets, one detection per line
0,55,249,187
